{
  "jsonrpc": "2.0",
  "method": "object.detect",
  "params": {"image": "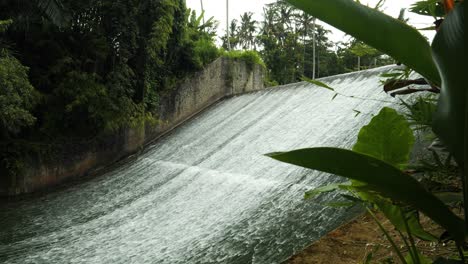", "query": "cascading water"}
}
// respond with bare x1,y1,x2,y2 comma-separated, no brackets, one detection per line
1,66,405,263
